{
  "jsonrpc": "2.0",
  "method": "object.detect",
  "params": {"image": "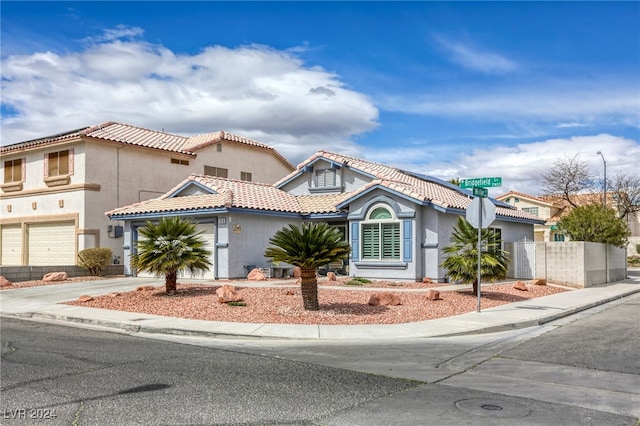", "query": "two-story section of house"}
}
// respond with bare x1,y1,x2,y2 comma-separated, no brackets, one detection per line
0,122,294,268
